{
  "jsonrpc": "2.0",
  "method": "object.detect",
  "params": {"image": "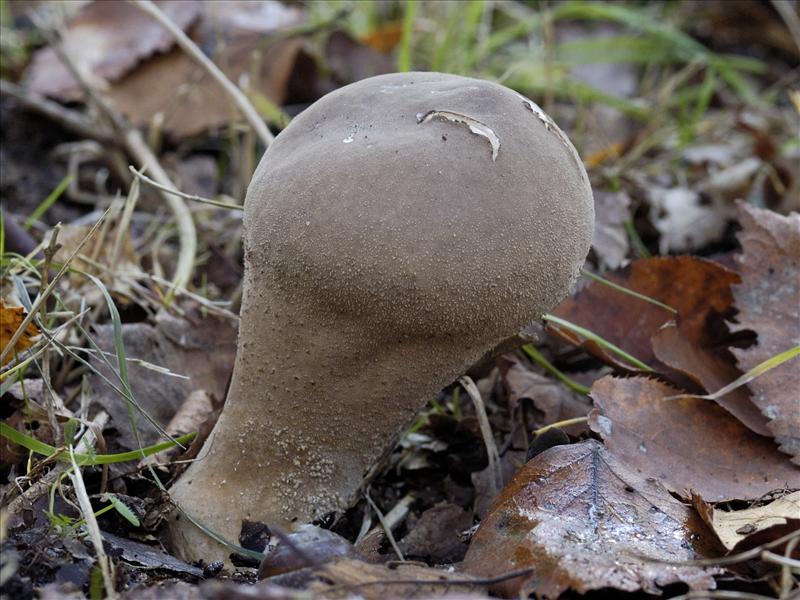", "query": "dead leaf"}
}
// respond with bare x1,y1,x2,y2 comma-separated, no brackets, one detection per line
399,503,472,564
591,189,631,270
652,324,769,437
730,203,800,464
461,440,720,599
106,35,304,139
589,376,800,501
101,531,202,578
647,186,727,254
1,299,40,365
310,557,486,600
90,309,237,450
360,21,404,53
259,525,355,580
550,256,769,435
497,354,590,433
25,0,200,100
693,491,800,552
